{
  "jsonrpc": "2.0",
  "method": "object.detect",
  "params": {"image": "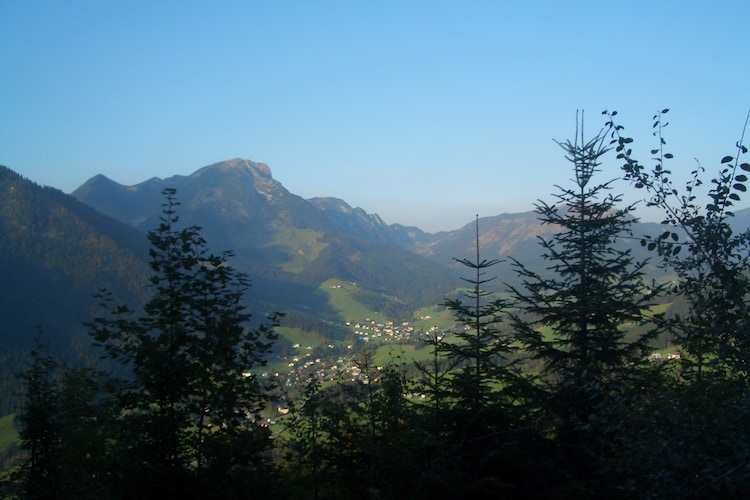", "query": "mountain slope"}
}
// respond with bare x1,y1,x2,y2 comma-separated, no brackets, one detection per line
0,166,150,350
71,157,750,316
0,165,152,414
307,196,435,248
73,159,458,319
